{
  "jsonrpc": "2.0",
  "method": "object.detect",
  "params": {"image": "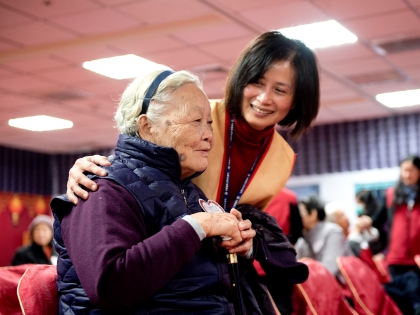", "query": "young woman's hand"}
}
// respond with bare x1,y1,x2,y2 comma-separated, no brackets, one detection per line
66,155,110,204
